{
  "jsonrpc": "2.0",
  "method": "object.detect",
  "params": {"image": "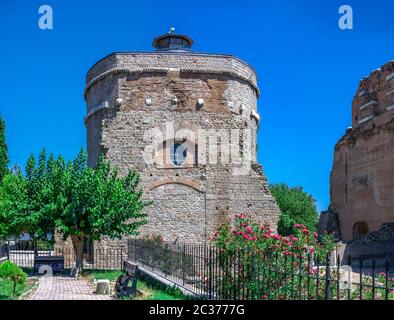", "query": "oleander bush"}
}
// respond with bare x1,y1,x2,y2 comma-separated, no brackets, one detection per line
210,214,336,300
